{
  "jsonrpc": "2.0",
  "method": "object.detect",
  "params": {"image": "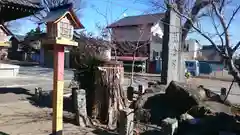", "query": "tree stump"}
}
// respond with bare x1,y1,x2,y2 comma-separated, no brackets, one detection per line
93,61,127,129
